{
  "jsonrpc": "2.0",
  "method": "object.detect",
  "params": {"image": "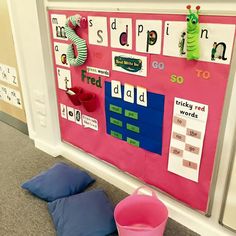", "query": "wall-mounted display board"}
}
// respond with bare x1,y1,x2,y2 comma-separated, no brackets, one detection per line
48,9,236,213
